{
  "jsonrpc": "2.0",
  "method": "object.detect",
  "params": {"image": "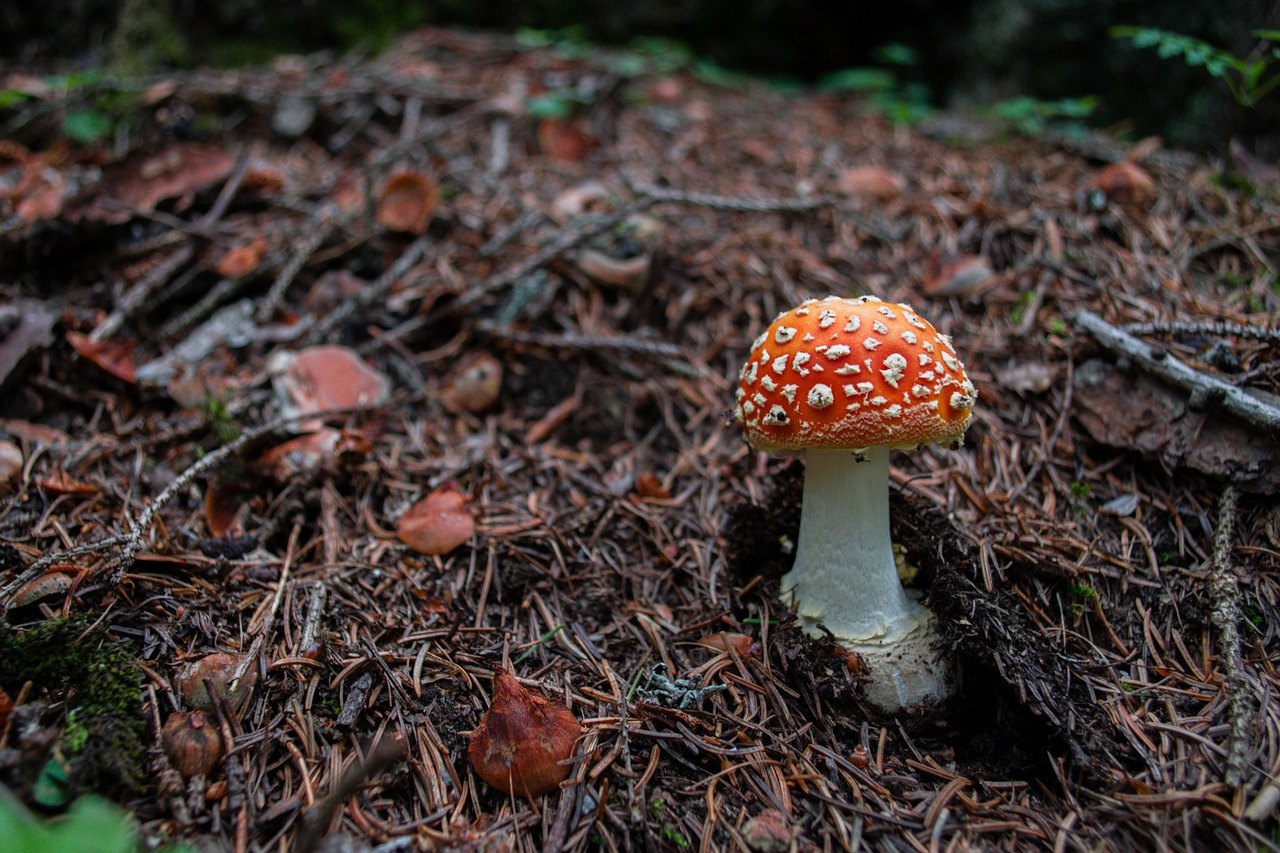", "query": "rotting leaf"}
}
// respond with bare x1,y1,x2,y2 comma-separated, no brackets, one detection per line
269,345,391,431
66,331,136,383
376,170,438,235
214,237,270,278
396,485,475,555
